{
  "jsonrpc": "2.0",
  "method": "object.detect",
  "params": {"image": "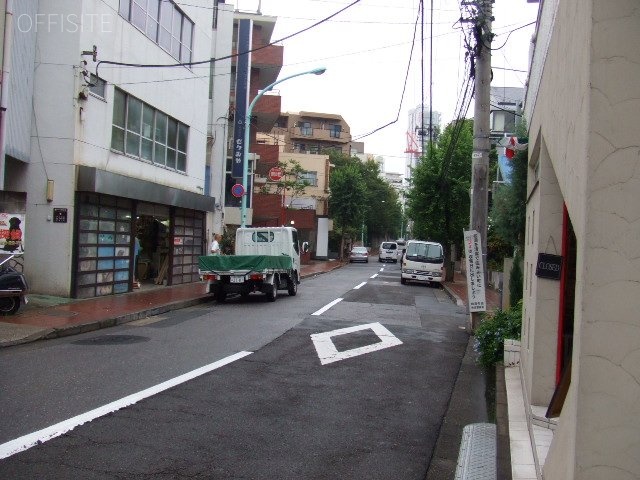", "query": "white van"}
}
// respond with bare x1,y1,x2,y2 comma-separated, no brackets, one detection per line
378,241,398,262
401,240,445,286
